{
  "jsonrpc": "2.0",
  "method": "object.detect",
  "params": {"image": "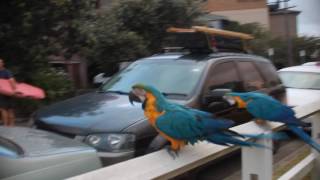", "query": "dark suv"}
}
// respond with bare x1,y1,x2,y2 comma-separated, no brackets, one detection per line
34,52,286,165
